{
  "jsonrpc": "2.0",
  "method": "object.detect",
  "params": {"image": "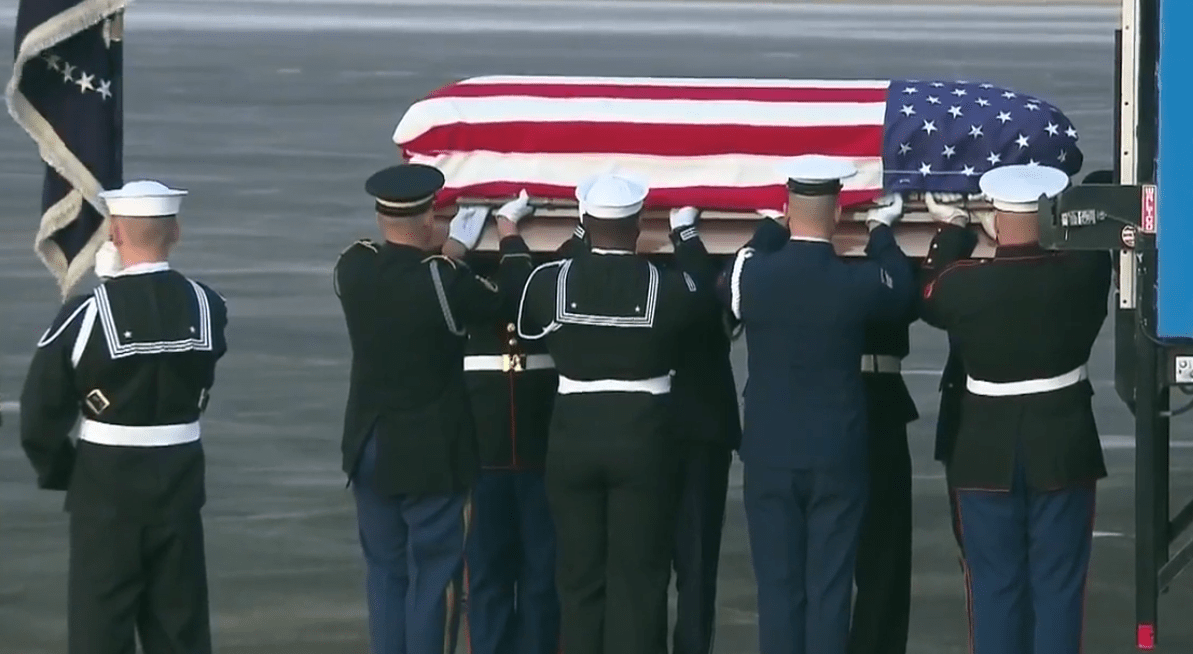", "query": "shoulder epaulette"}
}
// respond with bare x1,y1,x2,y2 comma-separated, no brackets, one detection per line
422,254,459,270
340,239,378,259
